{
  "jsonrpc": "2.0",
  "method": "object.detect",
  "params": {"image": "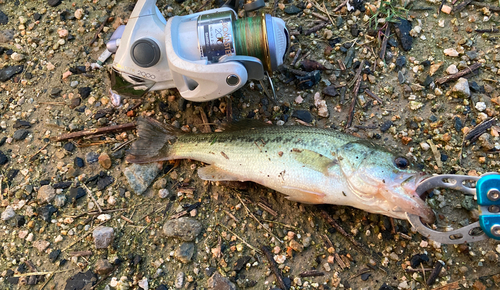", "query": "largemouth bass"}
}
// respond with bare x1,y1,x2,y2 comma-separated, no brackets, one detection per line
127,118,435,223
